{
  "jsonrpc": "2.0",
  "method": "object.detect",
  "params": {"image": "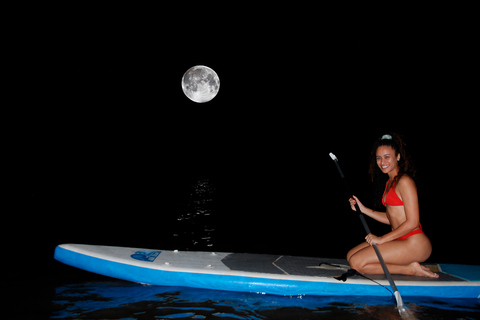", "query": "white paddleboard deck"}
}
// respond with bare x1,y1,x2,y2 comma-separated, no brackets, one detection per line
54,244,480,299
